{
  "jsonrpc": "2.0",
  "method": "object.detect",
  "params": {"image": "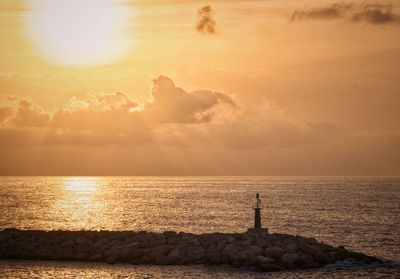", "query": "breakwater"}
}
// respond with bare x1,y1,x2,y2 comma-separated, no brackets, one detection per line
0,228,384,271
